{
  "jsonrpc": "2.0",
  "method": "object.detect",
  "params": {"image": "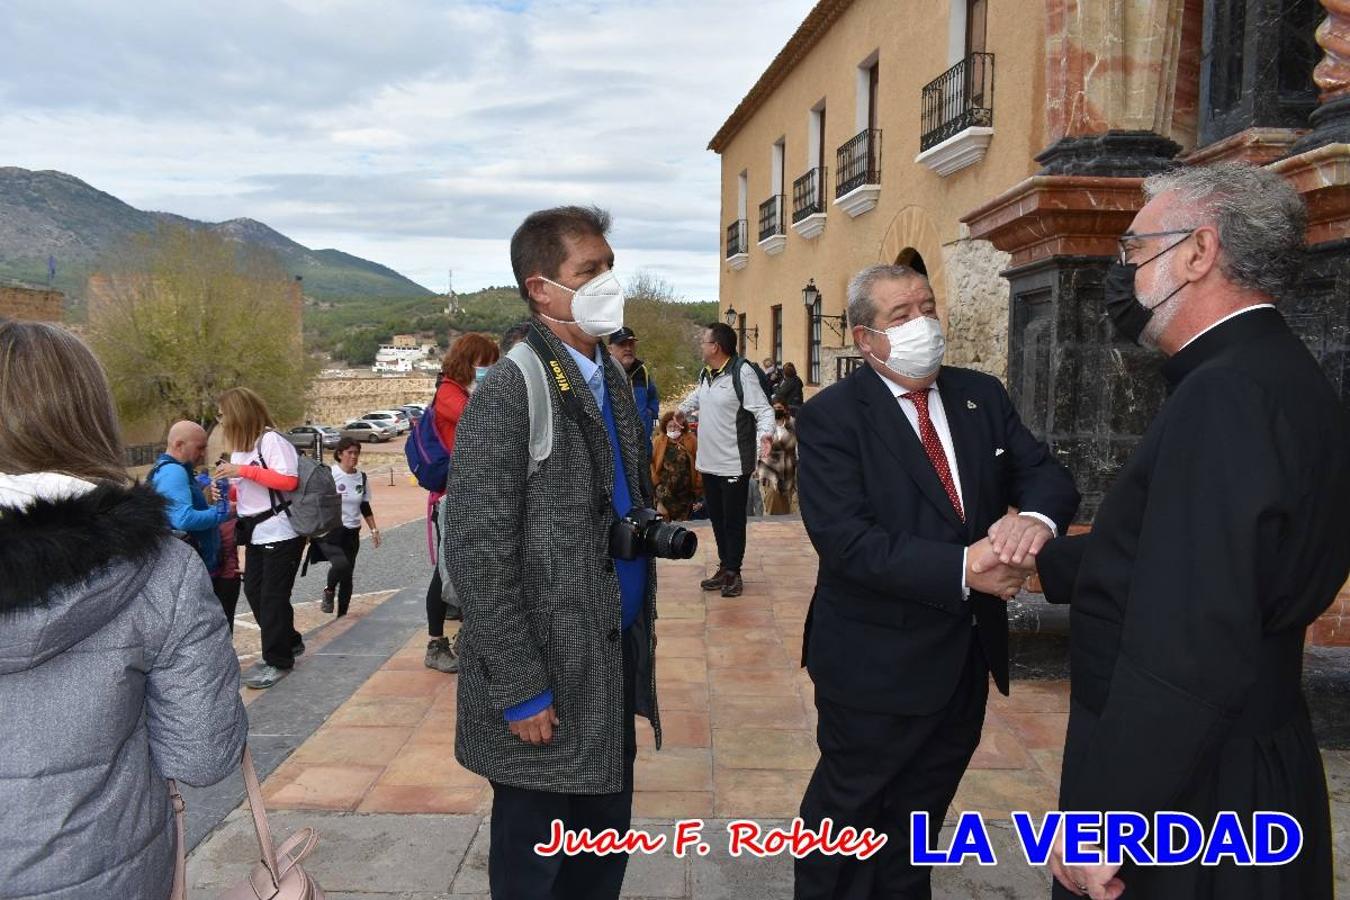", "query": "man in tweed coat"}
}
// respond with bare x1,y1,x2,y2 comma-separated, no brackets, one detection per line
444,205,660,900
